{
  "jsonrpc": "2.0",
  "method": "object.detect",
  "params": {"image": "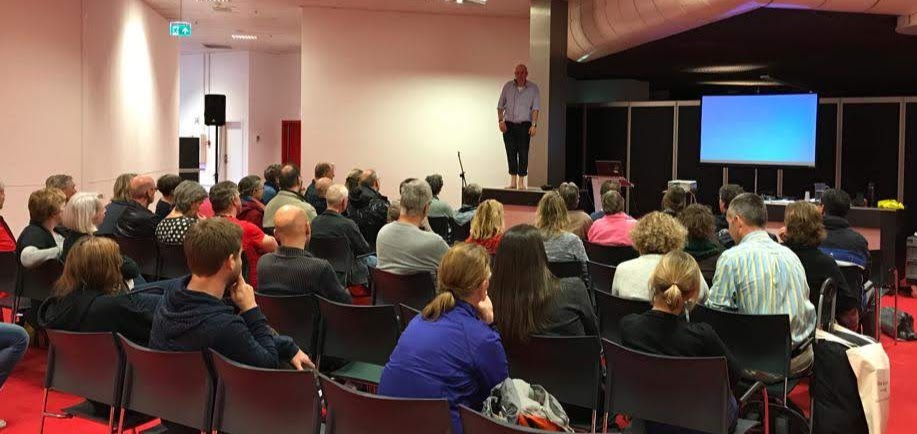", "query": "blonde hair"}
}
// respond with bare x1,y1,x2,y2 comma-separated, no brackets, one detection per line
113,173,137,202
630,211,687,255
28,188,66,223
62,192,104,234
650,250,700,312
422,243,491,321
783,201,826,248
54,237,125,296
470,200,504,240
535,191,569,235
